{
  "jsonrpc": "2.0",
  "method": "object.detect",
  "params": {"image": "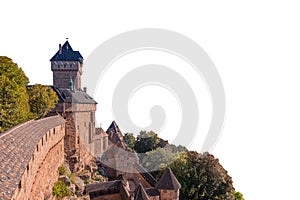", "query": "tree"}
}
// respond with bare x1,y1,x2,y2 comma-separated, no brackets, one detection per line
233,191,245,200
27,84,58,119
134,130,160,153
0,56,30,132
140,147,181,174
123,133,136,149
165,144,187,153
131,131,242,199
158,151,236,200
